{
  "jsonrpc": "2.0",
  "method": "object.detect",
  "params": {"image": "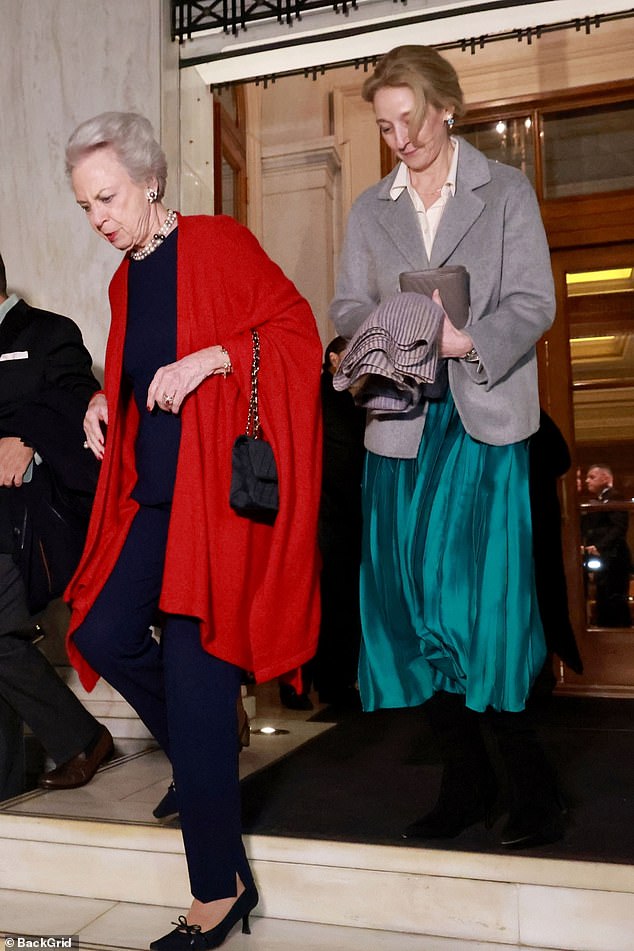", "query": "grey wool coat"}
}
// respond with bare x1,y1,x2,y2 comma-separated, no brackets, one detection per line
329,137,556,457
